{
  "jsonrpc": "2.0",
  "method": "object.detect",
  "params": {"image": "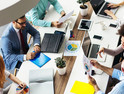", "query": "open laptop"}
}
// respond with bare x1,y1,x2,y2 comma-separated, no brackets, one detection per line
82,31,108,62
90,0,118,19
